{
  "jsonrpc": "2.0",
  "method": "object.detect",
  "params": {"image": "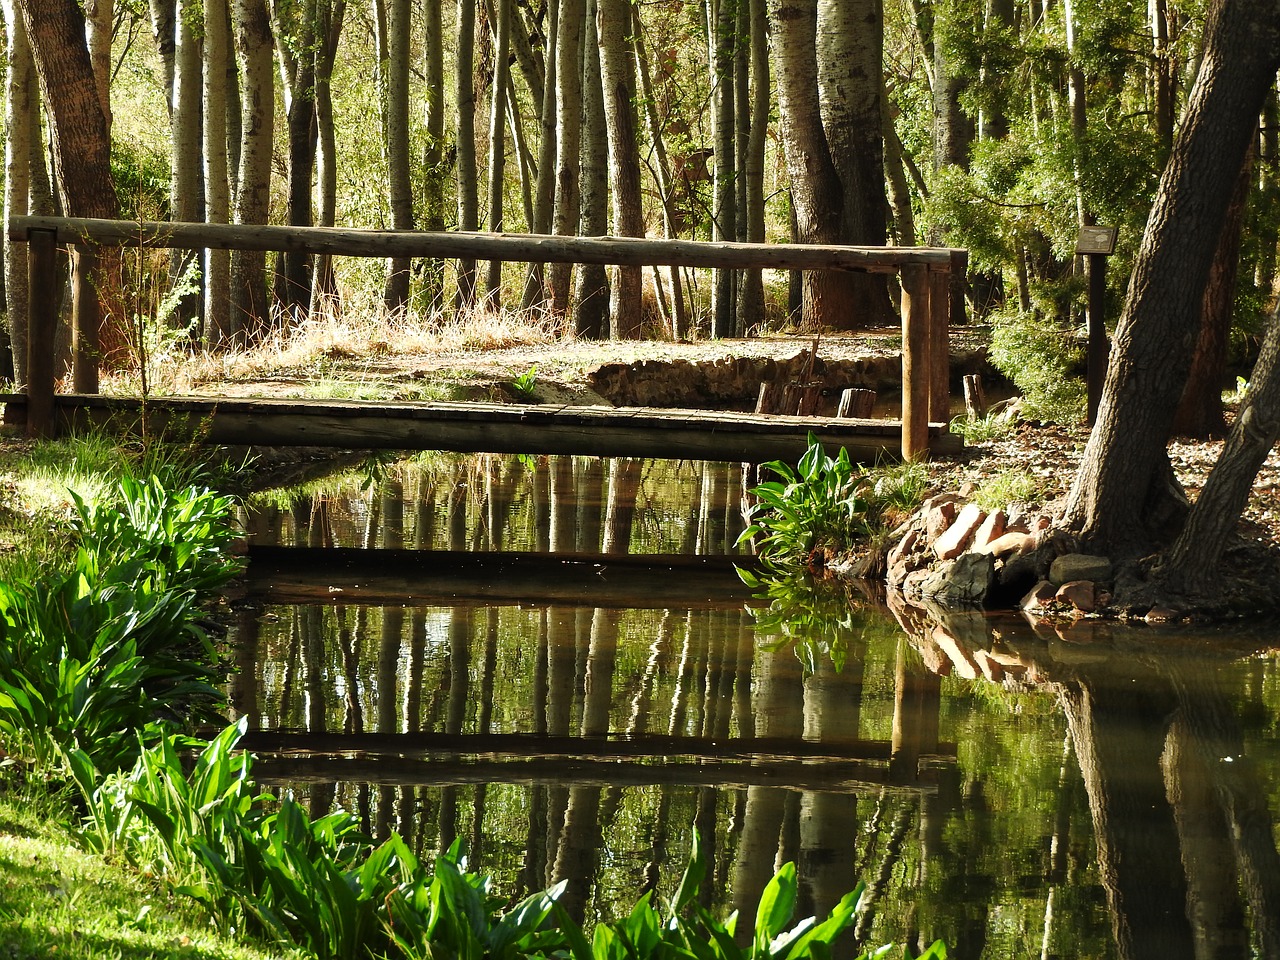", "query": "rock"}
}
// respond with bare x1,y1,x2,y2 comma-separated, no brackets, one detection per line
886,528,920,587
930,626,980,679
958,481,979,499
1055,580,1096,613
971,509,1007,551
925,500,959,541
978,529,1033,558
1145,605,1180,623
933,503,986,560
1021,579,1058,612
973,649,1004,682
918,552,995,604
1050,553,1113,586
